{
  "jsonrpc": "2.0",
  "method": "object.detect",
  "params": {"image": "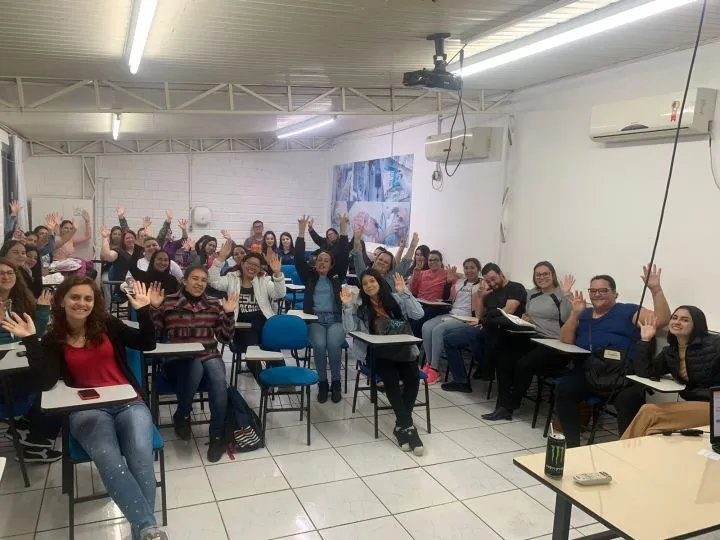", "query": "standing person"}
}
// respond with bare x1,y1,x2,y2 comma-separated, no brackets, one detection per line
482,262,574,419
4,278,168,540
622,307,720,438
53,211,92,261
421,258,483,385
243,220,264,251
150,268,238,462
341,270,425,455
555,266,671,447
295,214,349,403
0,240,43,298
279,232,295,265
209,242,286,375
